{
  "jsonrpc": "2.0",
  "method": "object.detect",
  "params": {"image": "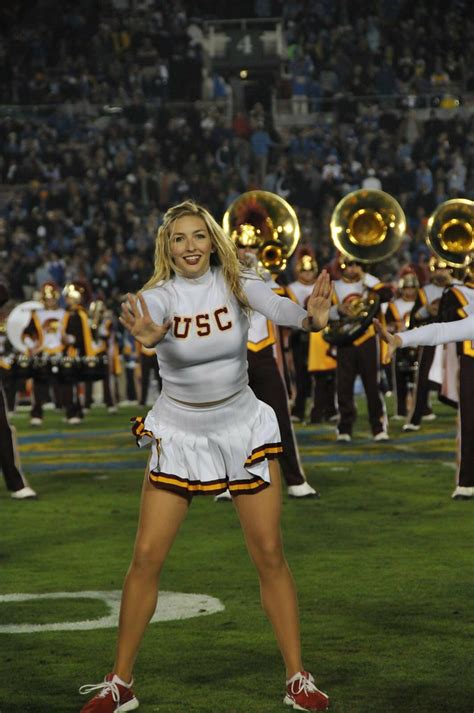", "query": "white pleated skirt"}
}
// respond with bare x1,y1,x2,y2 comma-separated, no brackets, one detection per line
131,386,282,498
